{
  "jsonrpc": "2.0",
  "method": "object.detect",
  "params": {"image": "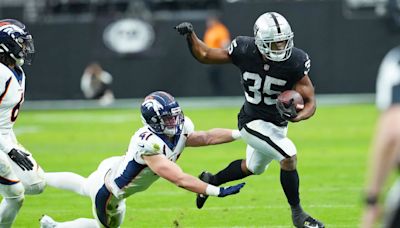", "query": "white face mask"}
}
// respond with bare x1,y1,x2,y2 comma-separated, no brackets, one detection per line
267,51,286,61
161,114,183,137
163,127,177,137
